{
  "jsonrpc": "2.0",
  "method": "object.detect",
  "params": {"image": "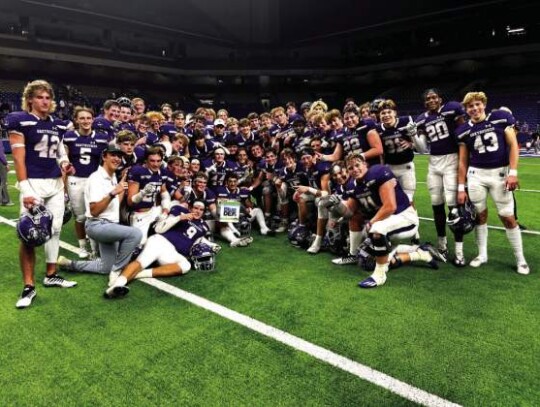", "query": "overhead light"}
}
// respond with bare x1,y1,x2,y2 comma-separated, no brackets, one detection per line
506,26,526,36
